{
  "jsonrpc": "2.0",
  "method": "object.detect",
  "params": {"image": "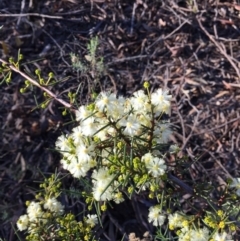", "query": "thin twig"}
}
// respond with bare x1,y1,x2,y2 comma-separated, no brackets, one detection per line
168,173,193,194
106,210,126,239
0,12,64,19
108,55,148,64
207,151,233,179
197,15,240,83
0,12,83,21
17,0,25,26
147,19,189,50
130,3,137,35
0,58,75,111
192,116,240,137
180,99,202,147
174,97,186,147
